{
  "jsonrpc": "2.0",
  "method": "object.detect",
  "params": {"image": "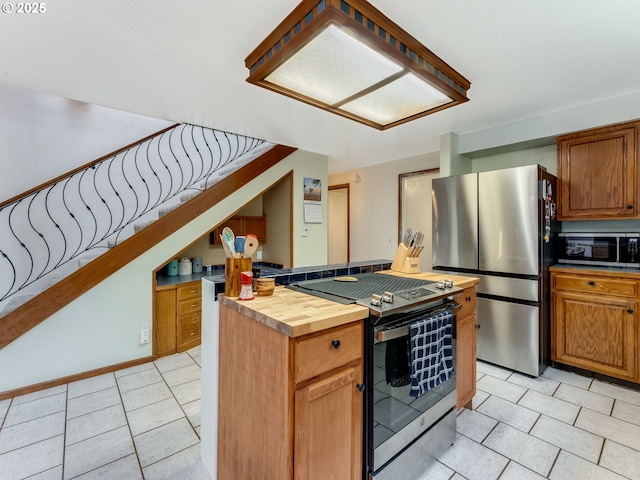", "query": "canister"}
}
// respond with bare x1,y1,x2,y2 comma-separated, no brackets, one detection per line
167,260,179,276
192,257,203,273
178,257,193,276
